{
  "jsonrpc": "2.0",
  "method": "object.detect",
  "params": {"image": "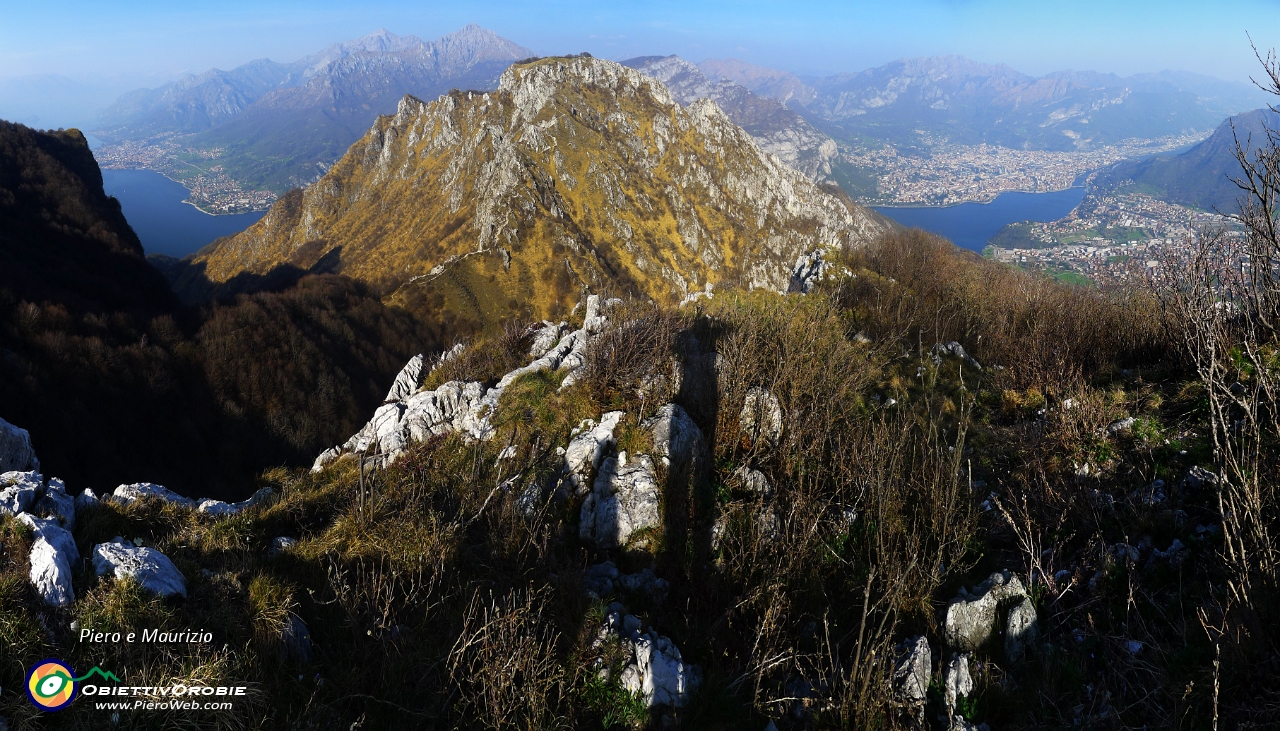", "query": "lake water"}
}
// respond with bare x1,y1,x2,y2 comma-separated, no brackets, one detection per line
101,169,265,258
874,187,1086,252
